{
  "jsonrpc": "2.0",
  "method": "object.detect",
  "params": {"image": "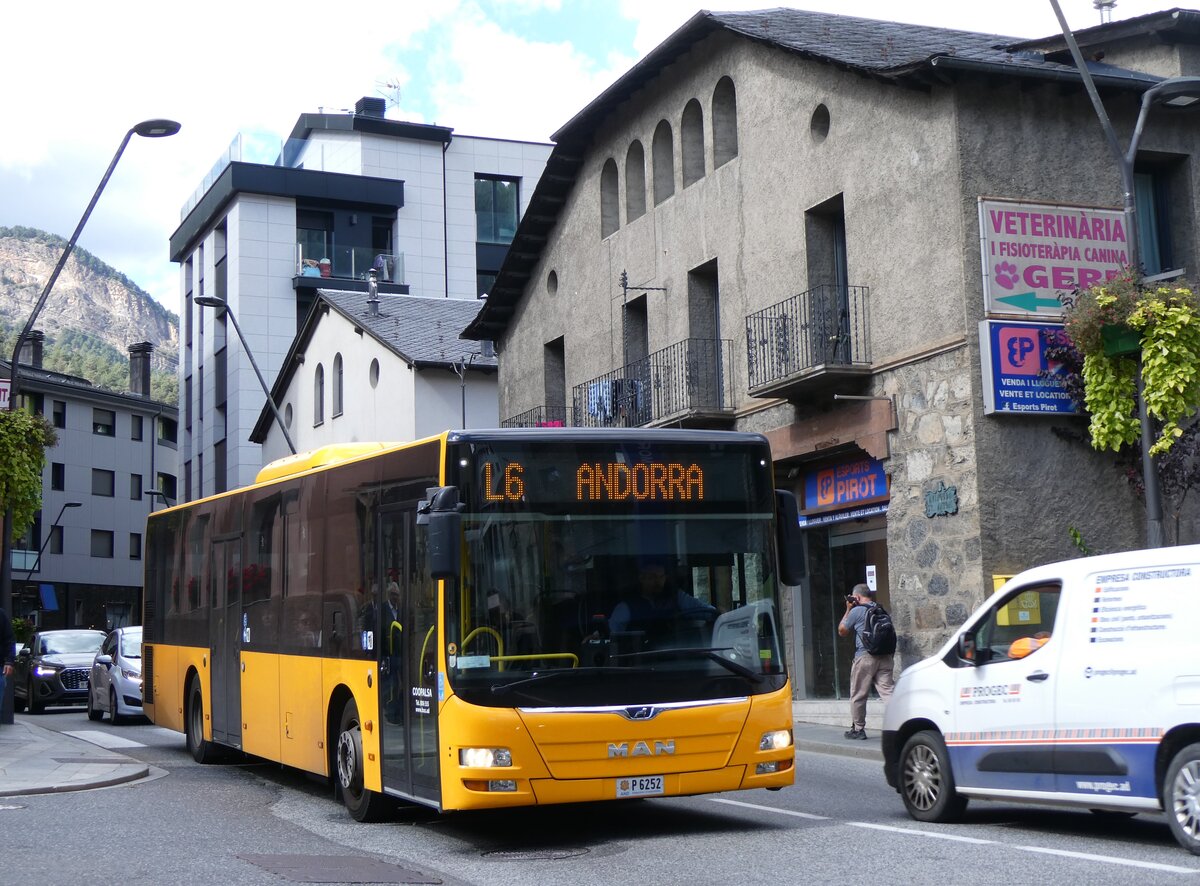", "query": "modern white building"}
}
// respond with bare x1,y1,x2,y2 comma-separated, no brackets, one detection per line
249,288,497,464
2,336,179,630
169,97,551,500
